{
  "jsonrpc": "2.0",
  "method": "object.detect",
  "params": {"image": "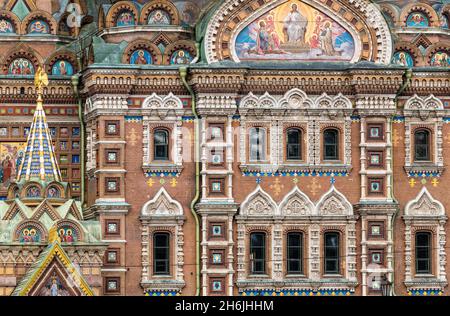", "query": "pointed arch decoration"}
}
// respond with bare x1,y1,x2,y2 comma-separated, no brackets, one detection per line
316,185,353,216
404,187,445,217
240,185,278,216
141,187,184,217
279,186,314,216
204,0,392,64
